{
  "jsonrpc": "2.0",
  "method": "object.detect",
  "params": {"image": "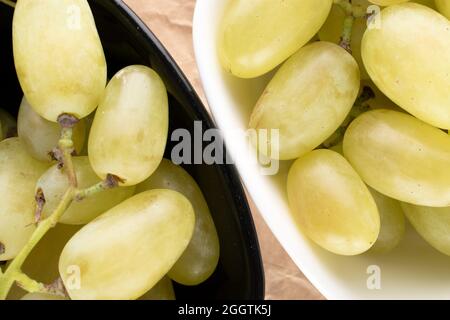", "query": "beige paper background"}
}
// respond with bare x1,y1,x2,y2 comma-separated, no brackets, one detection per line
123,0,324,300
